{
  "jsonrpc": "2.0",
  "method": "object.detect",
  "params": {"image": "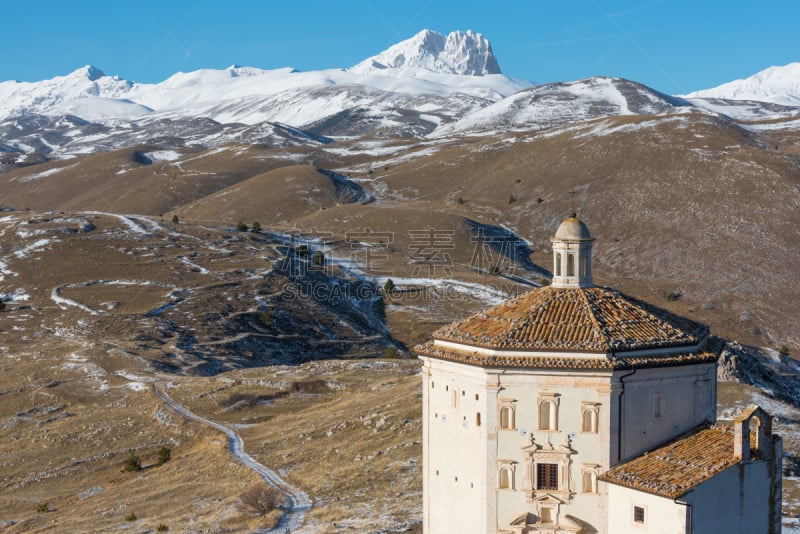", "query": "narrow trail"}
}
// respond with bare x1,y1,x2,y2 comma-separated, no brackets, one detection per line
152,382,312,532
